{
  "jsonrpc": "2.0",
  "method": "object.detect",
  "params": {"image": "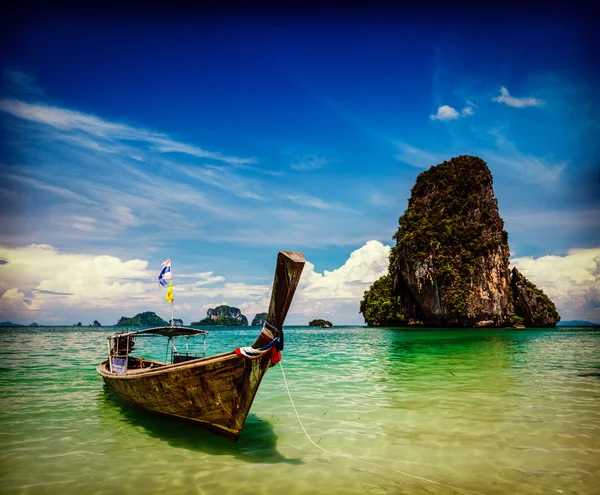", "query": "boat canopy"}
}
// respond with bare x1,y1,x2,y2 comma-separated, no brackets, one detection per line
111,326,209,338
